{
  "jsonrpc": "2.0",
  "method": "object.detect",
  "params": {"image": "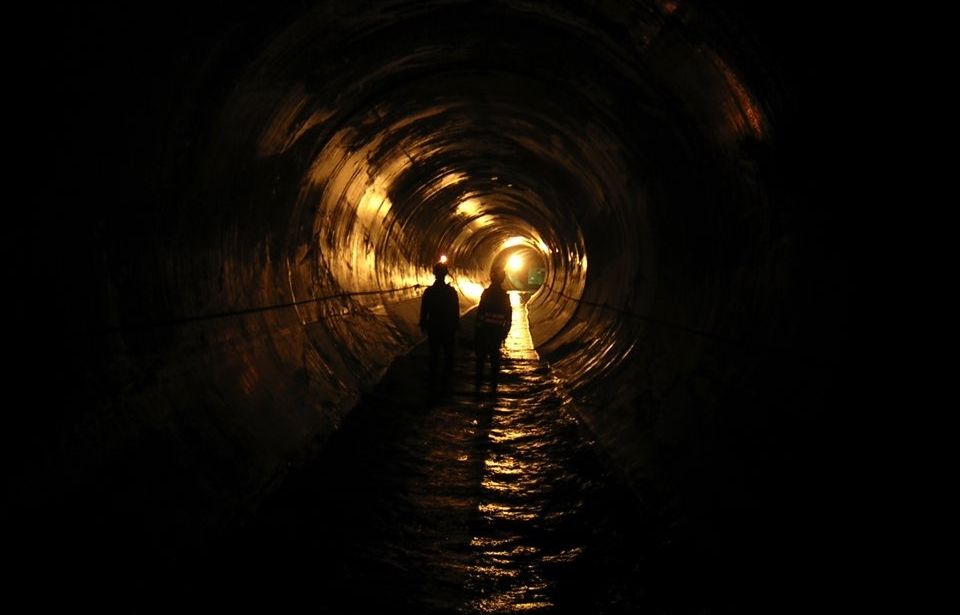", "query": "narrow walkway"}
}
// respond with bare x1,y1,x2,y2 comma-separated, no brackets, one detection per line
190,292,669,613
